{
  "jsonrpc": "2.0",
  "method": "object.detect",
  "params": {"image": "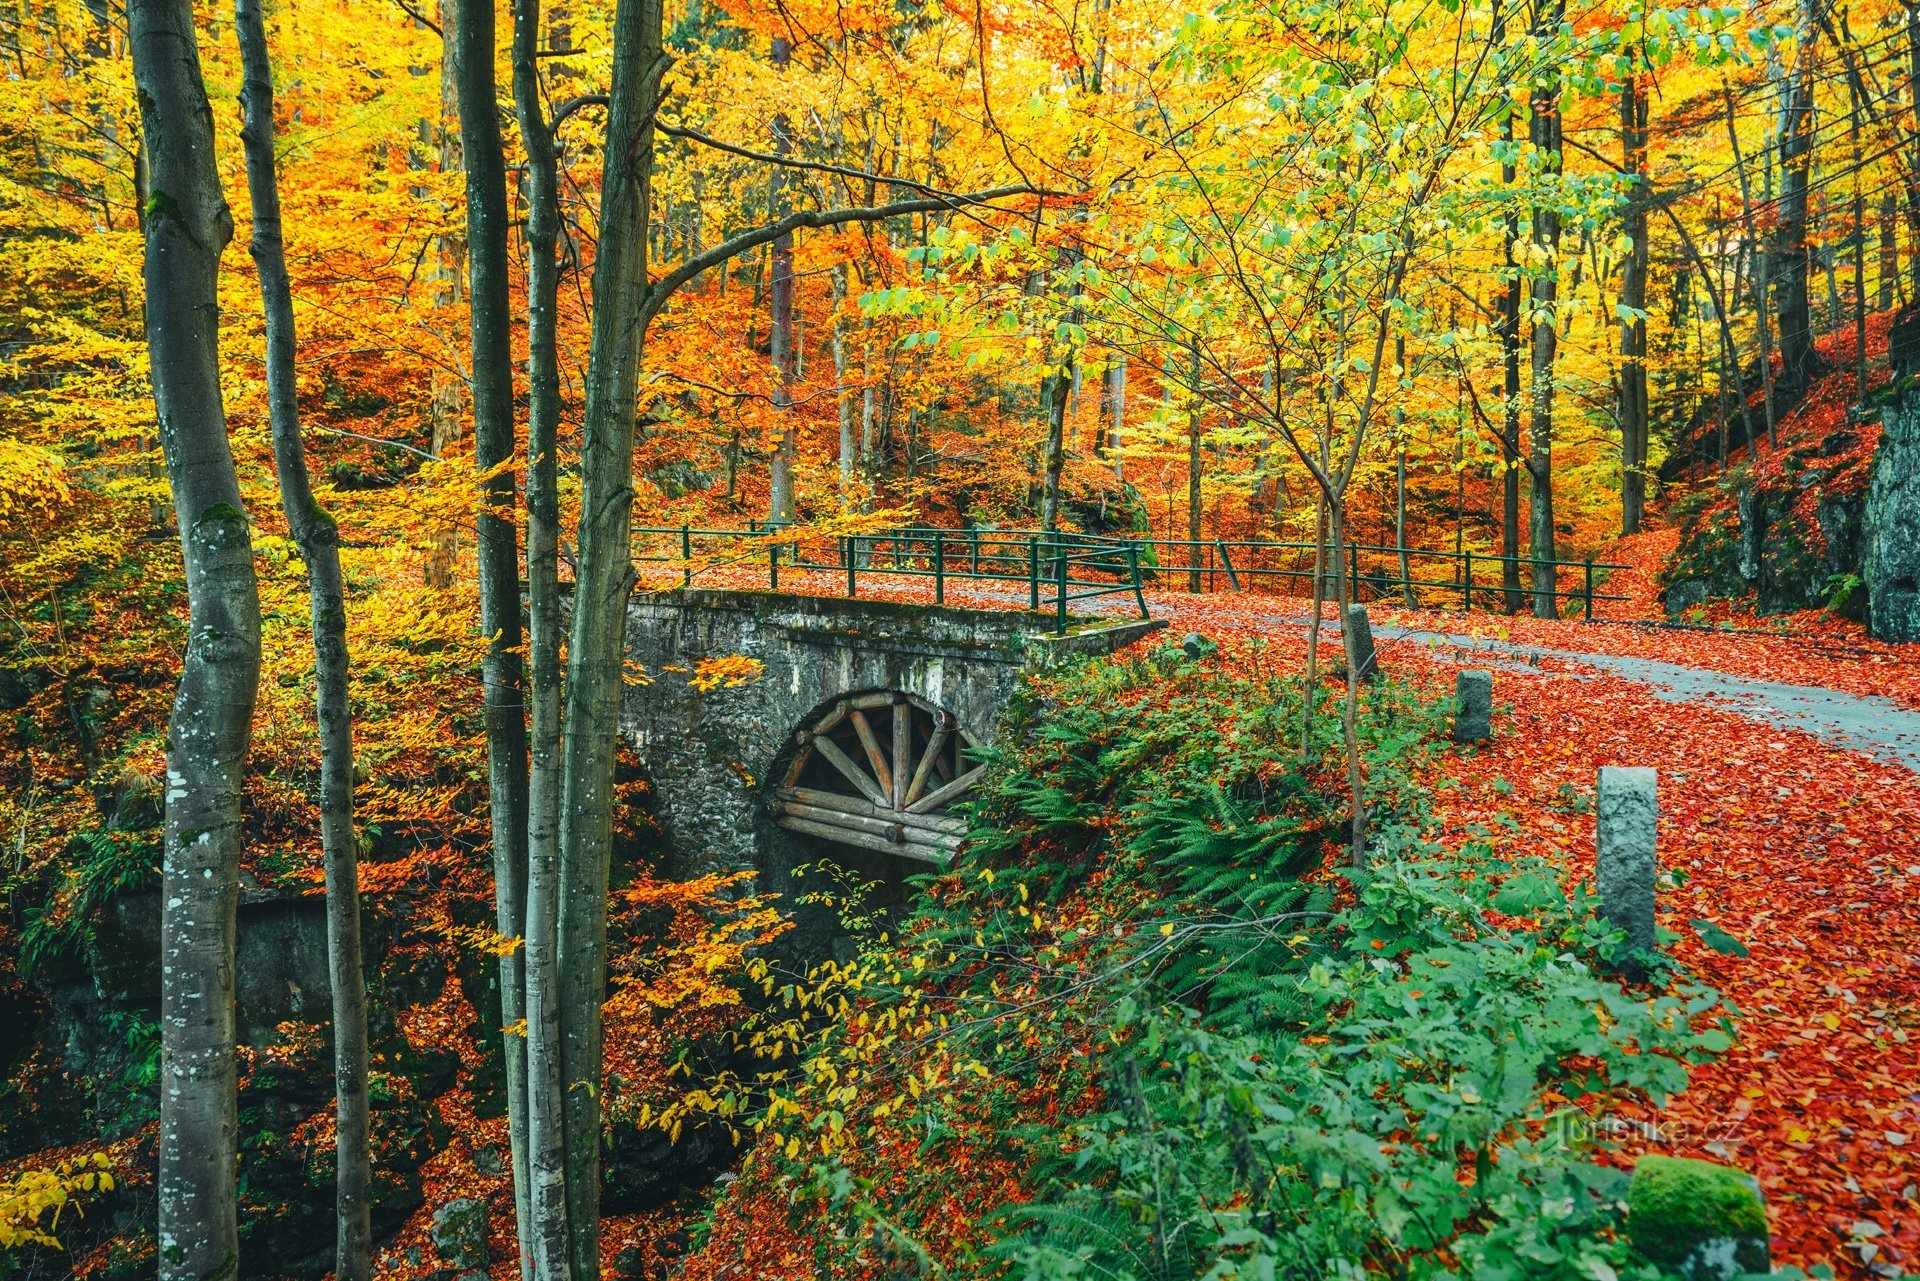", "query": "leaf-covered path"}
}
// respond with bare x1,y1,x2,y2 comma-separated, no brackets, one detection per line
1151,591,1920,1276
